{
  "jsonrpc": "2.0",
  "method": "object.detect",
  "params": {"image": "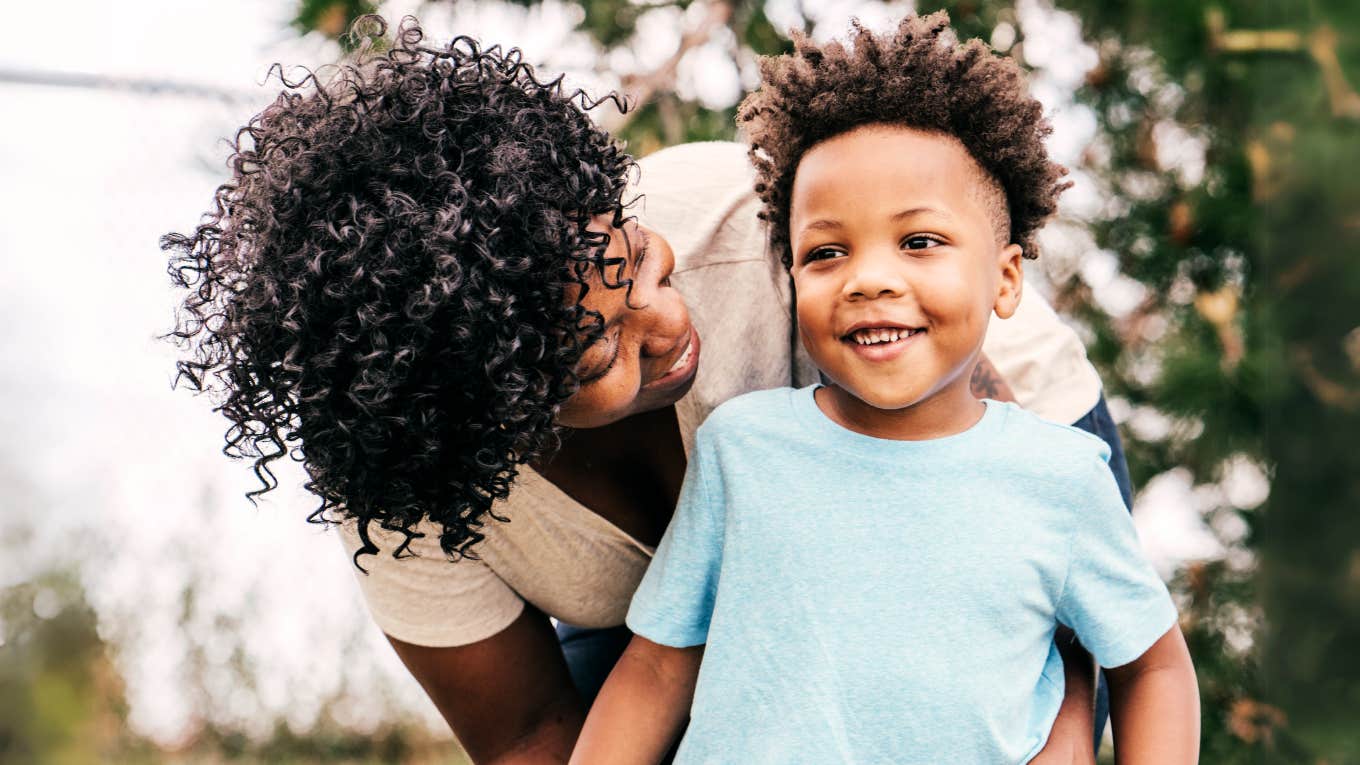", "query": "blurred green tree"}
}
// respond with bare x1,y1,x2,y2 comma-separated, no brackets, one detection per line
1053,2,1360,760
0,567,460,763
0,572,142,763
295,0,381,44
